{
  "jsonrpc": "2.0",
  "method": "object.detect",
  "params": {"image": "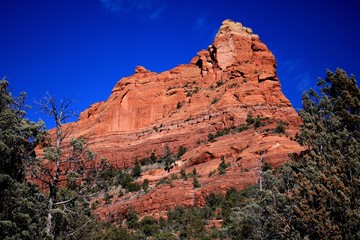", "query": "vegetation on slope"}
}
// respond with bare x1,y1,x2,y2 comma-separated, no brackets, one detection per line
0,69,359,239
